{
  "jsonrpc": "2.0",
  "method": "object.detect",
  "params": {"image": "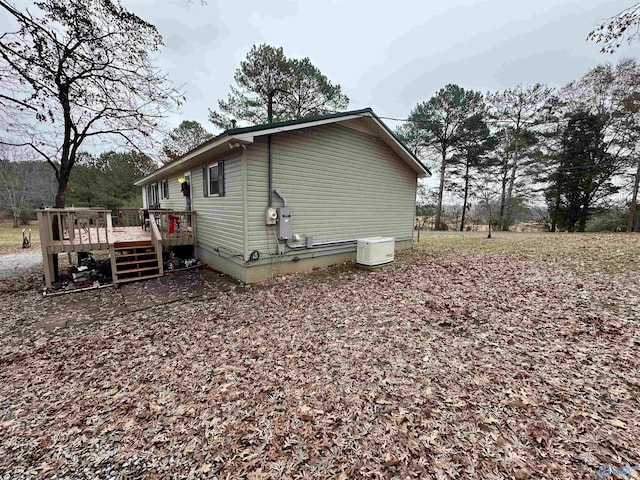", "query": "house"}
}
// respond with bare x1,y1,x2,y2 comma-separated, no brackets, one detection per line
134,108,431,283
